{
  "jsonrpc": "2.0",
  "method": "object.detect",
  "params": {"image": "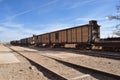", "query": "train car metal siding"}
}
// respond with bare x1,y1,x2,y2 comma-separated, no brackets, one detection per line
28,37,33,45
82,26,89,42
20,38,28,45
71,28,77,42
50,32,56,43
41,33,50,44
37,35,42,44
12,20,100,48
35,20,99,45
33,35,42,46
76,27,82,42
34,36,38,44
55,32,59,43
59,31,62,43
65,25,89,44
59,30,67,43
67,29,72,43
